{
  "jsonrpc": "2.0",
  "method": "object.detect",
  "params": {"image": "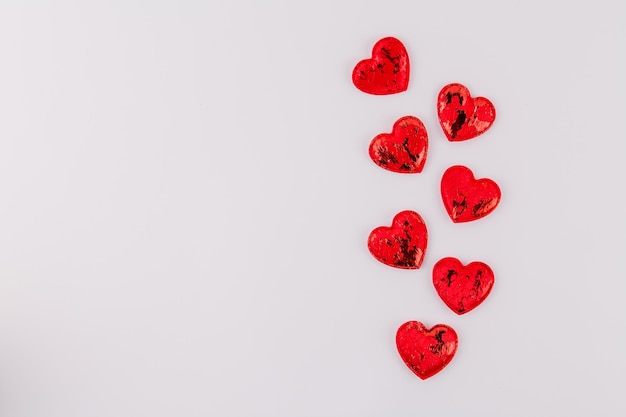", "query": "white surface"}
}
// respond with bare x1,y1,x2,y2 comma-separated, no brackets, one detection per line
0,1,624,415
